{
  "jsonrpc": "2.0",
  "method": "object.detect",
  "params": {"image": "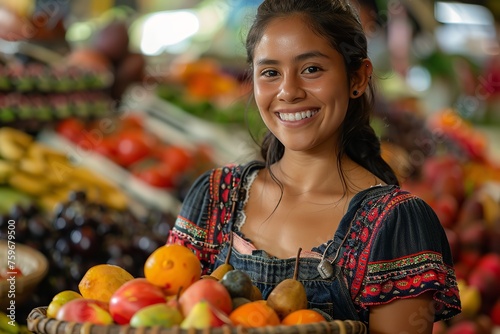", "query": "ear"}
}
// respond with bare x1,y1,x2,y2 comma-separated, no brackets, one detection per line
349,59,372,99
